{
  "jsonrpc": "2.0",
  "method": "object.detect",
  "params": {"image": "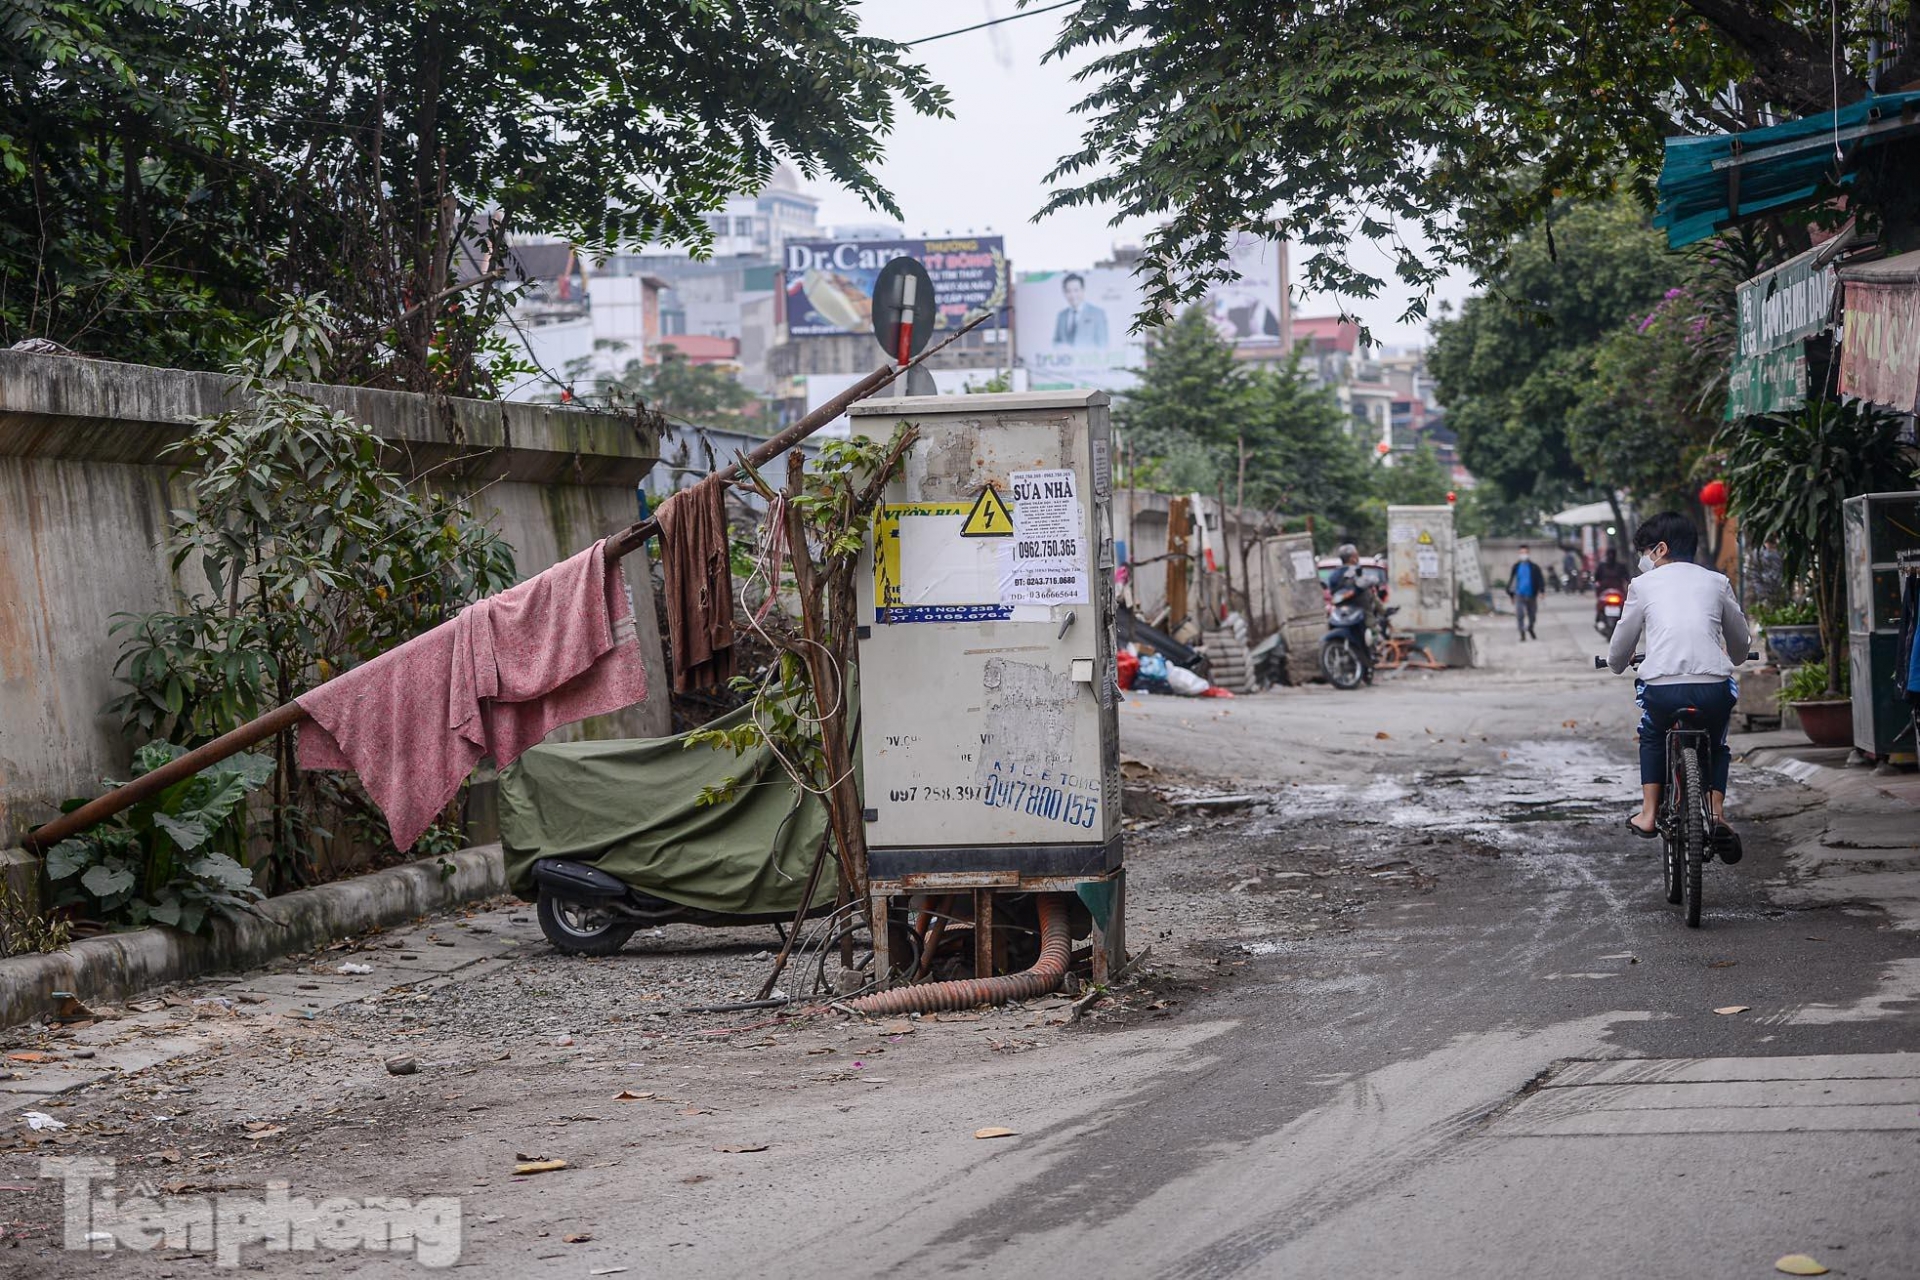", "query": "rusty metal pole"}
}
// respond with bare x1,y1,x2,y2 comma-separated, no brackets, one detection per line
21,314,991,855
